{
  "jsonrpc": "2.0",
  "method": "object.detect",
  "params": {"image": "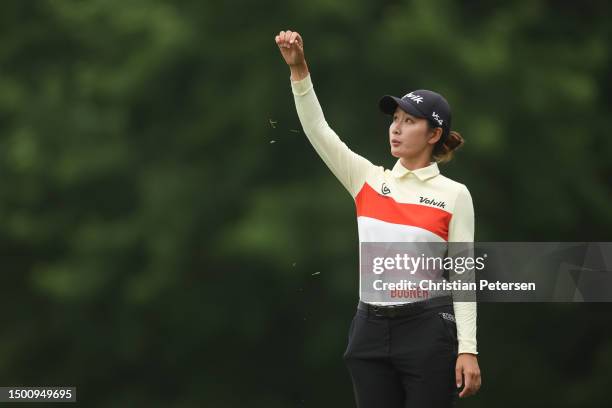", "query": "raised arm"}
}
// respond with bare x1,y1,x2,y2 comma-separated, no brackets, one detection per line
274,30,375,198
